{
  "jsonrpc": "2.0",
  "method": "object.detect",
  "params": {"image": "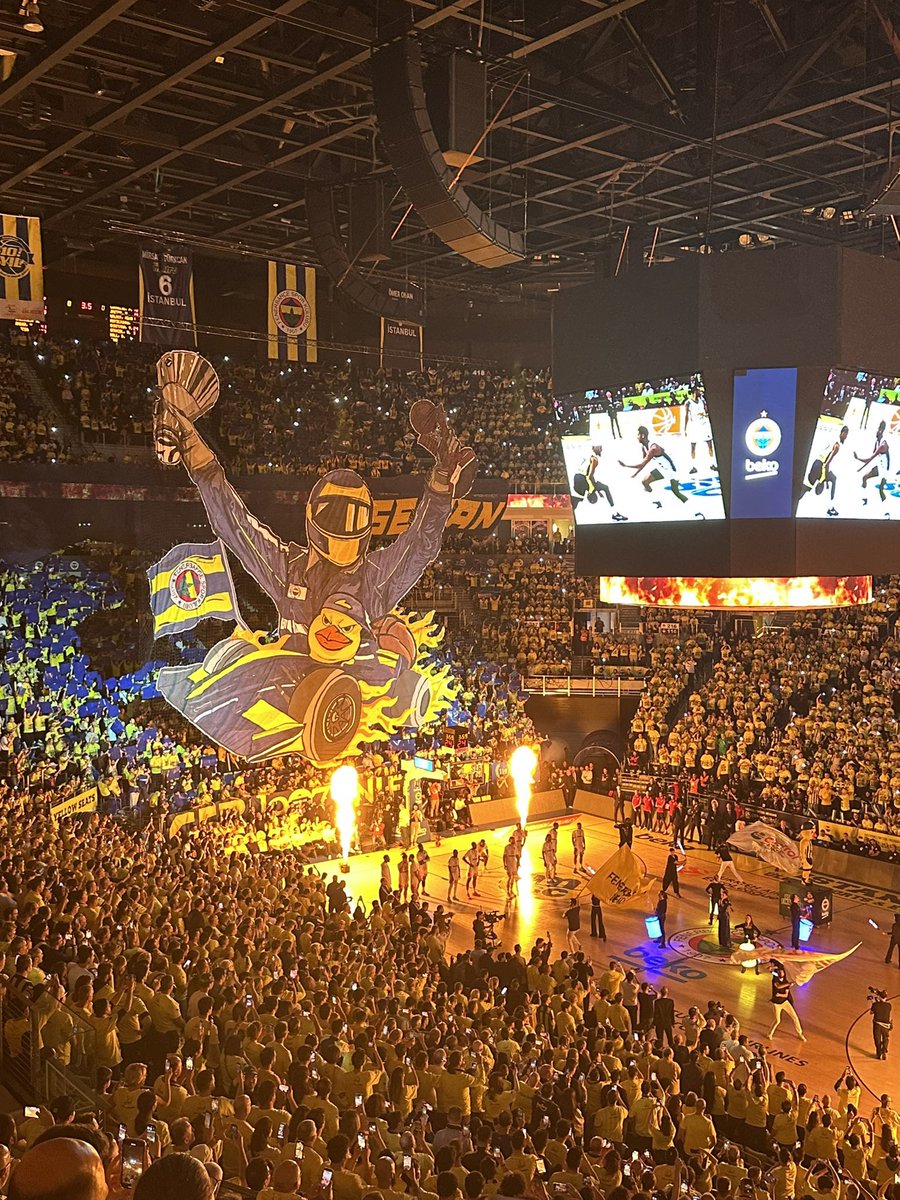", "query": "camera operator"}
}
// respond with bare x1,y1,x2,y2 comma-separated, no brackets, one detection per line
473,911,487,948
870,987,892,1060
